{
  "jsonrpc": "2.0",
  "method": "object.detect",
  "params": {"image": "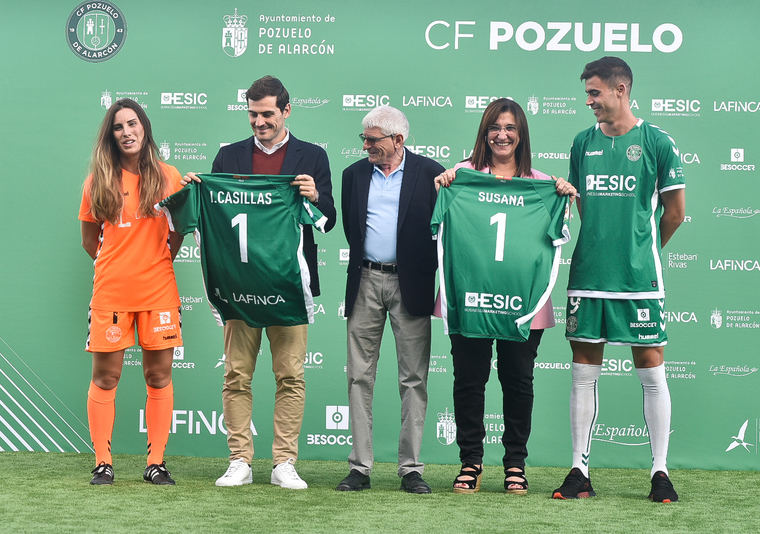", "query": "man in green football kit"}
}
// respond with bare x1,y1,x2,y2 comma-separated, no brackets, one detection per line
552,57,685,502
